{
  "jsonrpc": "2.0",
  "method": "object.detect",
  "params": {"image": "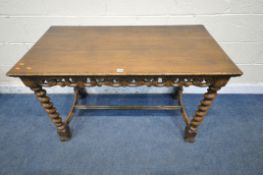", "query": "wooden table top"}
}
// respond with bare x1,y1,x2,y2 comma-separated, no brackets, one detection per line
7,25,242,77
